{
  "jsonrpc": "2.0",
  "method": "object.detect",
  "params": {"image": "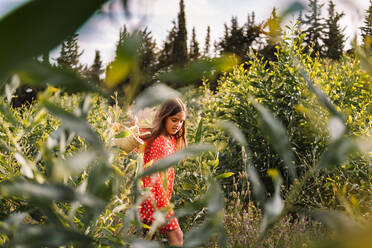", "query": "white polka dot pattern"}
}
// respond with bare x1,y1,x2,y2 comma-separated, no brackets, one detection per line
139,135,179,233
